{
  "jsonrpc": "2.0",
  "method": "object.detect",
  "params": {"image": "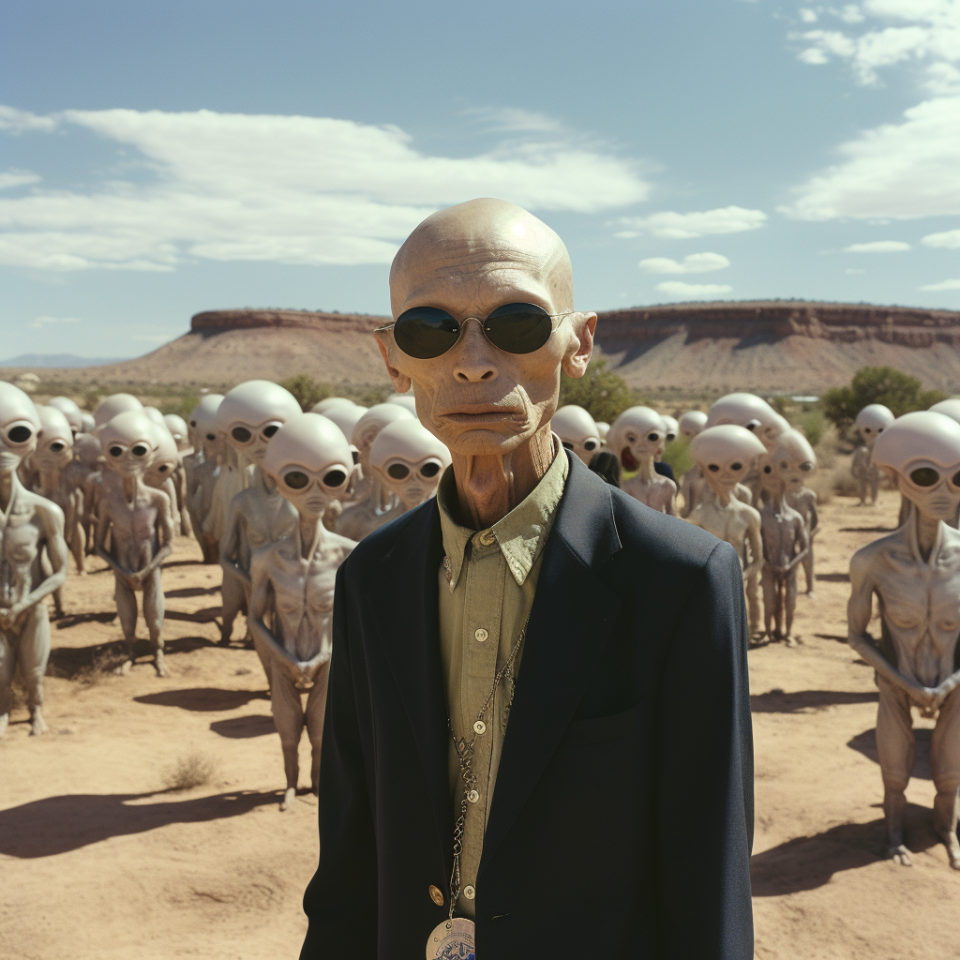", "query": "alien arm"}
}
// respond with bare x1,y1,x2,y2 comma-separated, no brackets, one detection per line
218,499,251,587
8,504,69,621
742,513,764,580
144,490,175,574
846,550,933,706
248,552,301,678
807,496,819,537
784,518,809,572
95,508,134,579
